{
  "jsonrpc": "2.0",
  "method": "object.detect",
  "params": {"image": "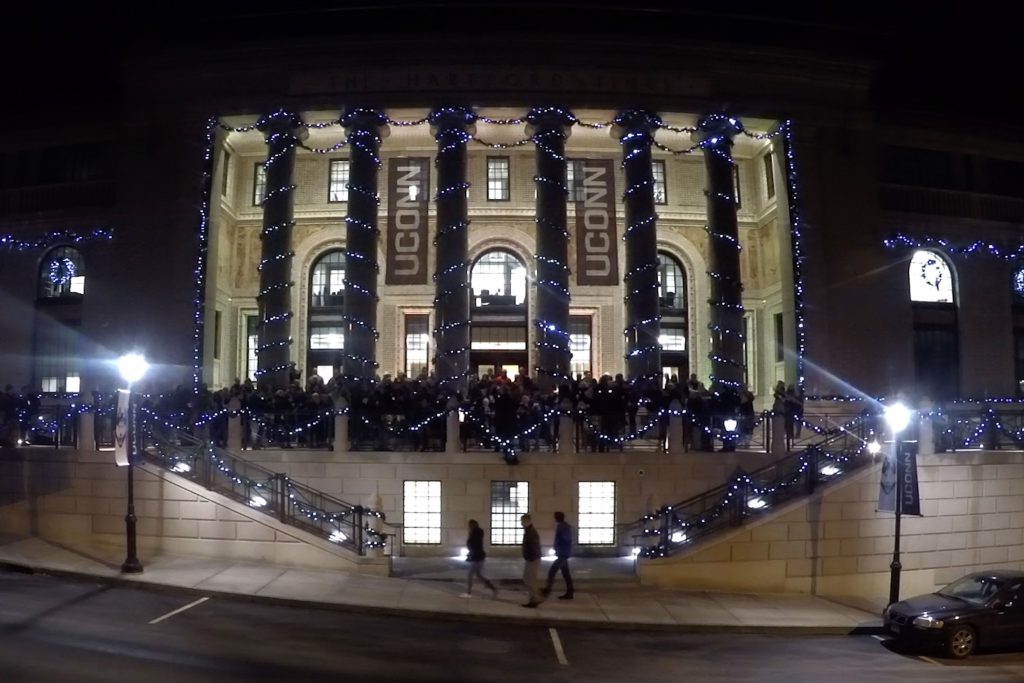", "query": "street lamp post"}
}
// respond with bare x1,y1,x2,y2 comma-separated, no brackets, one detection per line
117,353,148,574
885,402,911,605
